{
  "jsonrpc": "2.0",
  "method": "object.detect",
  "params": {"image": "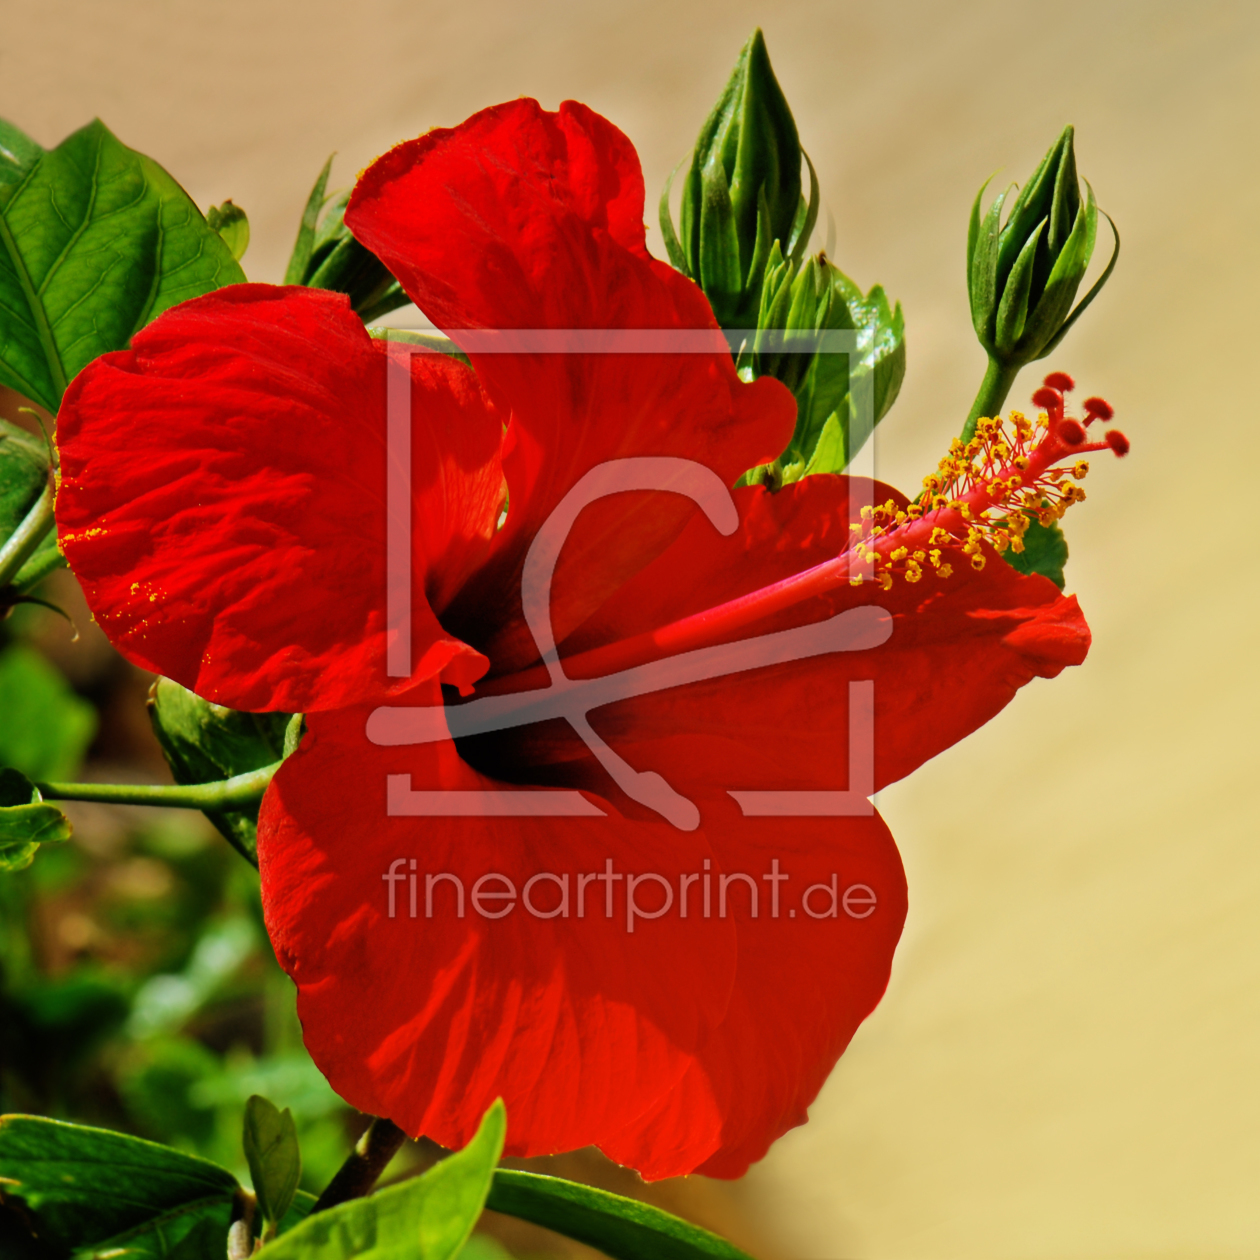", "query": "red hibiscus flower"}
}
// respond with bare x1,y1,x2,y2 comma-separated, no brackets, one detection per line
52,100,1114,1179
